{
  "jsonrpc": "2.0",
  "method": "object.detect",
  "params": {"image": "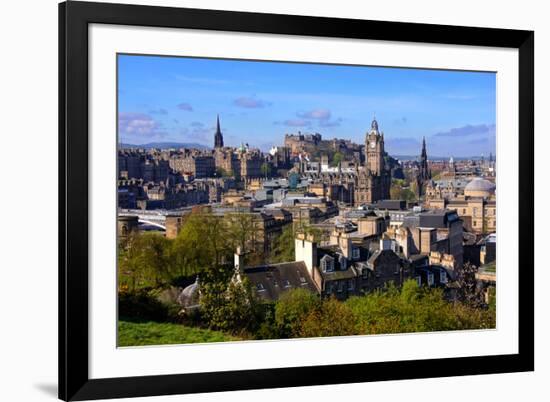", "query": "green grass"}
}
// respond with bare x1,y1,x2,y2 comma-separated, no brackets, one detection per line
118,320,240,346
